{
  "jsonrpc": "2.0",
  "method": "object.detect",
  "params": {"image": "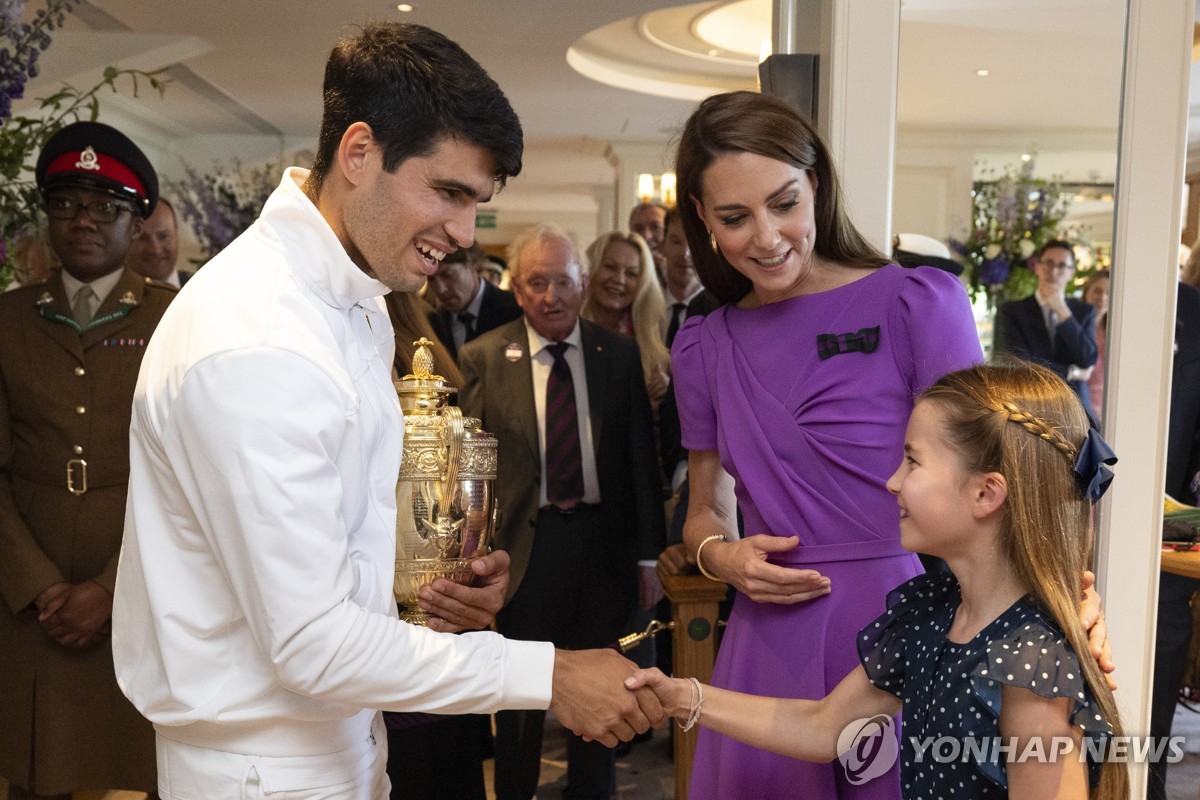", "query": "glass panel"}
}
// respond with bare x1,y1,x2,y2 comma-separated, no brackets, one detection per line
890,0,1126,421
